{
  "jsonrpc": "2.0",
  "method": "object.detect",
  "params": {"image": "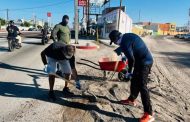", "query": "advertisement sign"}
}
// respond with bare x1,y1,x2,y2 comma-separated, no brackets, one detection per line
47,12,51,17
78,0,86,6
90,0,105,7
